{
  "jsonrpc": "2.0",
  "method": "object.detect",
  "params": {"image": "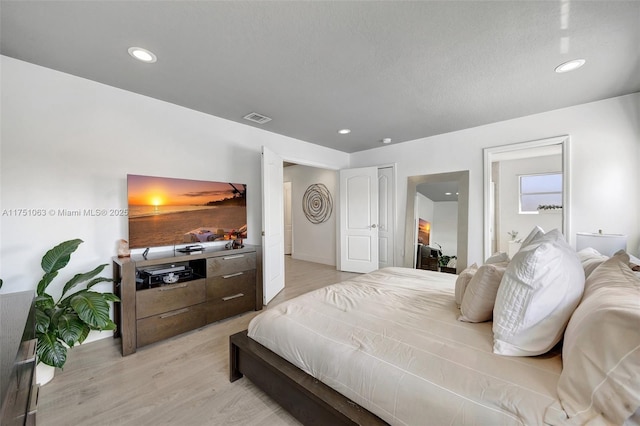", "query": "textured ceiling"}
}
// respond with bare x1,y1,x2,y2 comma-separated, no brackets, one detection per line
1,1,639,153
